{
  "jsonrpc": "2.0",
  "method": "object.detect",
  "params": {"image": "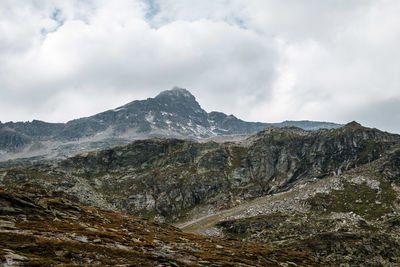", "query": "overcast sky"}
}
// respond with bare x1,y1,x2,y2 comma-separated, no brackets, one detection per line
1,0,399,133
